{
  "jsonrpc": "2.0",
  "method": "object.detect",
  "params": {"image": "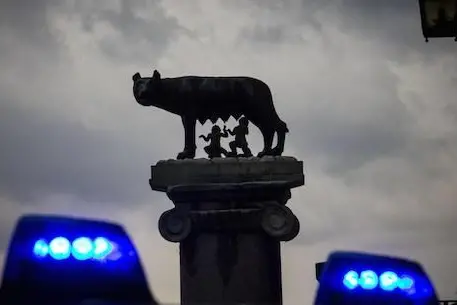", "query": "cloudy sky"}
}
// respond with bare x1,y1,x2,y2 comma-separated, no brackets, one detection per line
1,0,457,303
